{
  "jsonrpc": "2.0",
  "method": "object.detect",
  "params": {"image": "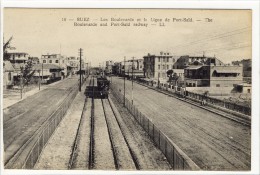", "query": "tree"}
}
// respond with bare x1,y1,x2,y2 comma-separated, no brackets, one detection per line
3,36,15,60
167,70,180,86
20,60,35,86
166,69,173,77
